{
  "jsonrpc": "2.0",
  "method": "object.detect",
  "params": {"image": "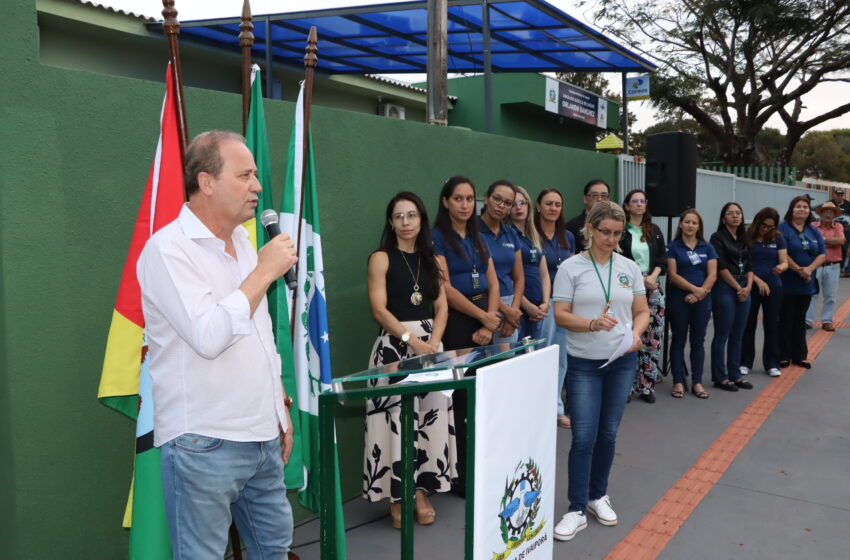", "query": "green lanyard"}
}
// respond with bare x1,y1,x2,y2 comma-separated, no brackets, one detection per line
589,252,613,312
